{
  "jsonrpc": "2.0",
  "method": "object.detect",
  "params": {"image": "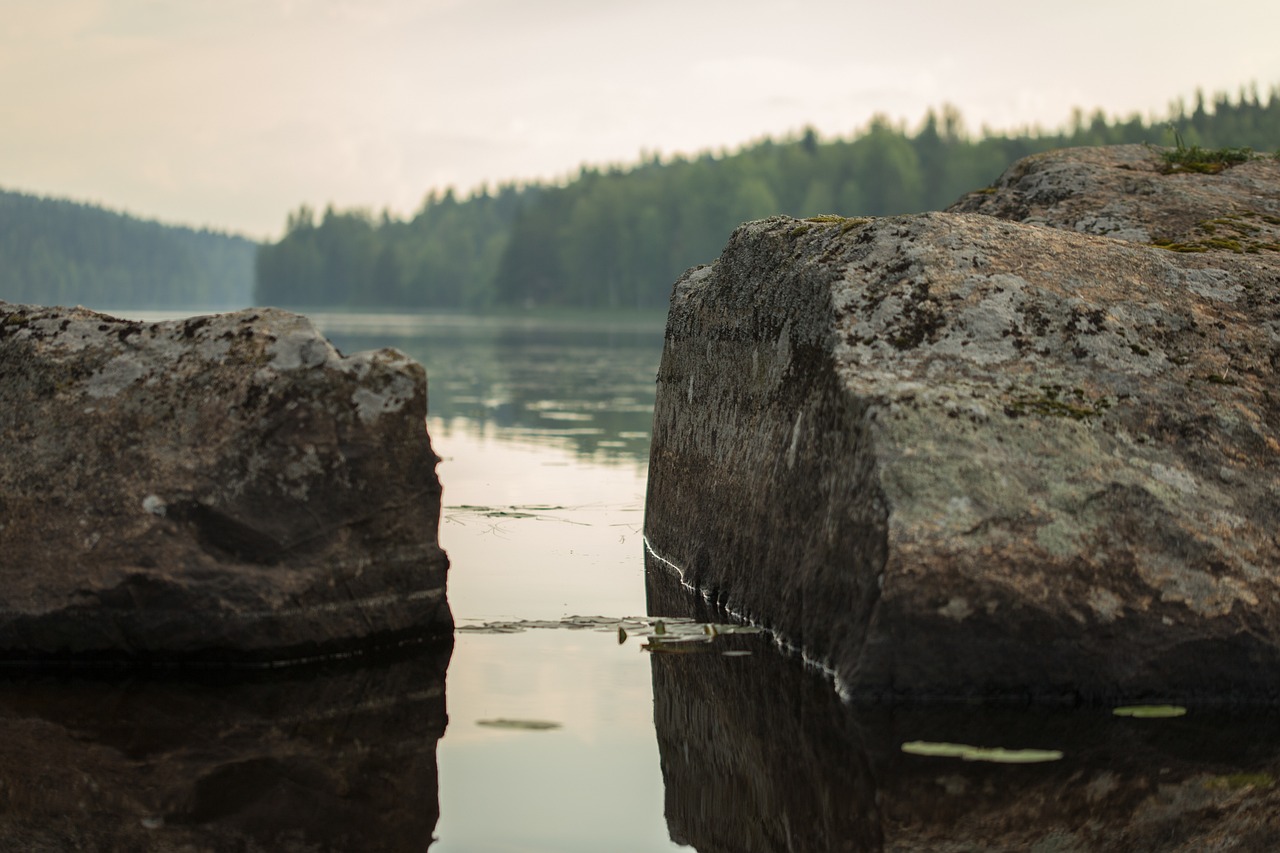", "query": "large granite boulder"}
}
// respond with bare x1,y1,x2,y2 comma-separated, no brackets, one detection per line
644,145,1280,702
0,304,451,663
